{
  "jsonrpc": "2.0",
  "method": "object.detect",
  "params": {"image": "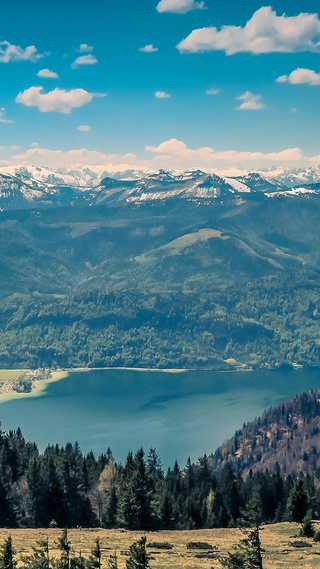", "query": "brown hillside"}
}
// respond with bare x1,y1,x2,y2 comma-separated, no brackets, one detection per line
209,389,320,480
